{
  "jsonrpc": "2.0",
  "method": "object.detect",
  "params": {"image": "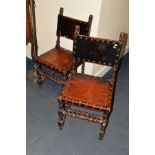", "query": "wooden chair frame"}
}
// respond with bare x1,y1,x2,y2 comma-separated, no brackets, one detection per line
26,0,38,60
57,26,128,140
29,8,93,85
